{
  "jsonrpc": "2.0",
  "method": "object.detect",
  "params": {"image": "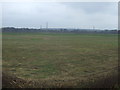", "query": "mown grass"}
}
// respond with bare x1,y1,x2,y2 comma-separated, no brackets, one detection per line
2,32,118,87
